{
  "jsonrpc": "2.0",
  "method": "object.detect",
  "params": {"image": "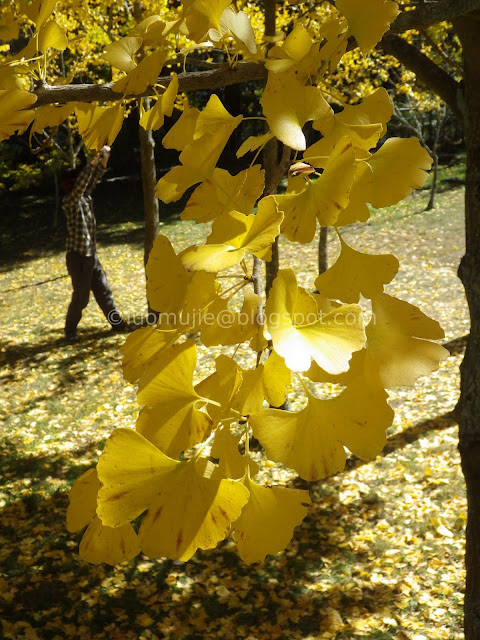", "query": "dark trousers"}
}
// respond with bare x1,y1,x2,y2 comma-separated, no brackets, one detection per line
65,251,121,336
